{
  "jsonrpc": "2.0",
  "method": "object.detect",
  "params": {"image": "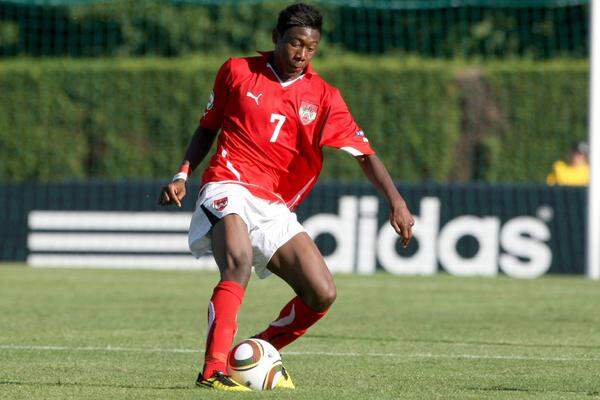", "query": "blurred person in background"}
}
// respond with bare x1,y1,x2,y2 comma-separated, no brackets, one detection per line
158,2,414,392
546,140,590,186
